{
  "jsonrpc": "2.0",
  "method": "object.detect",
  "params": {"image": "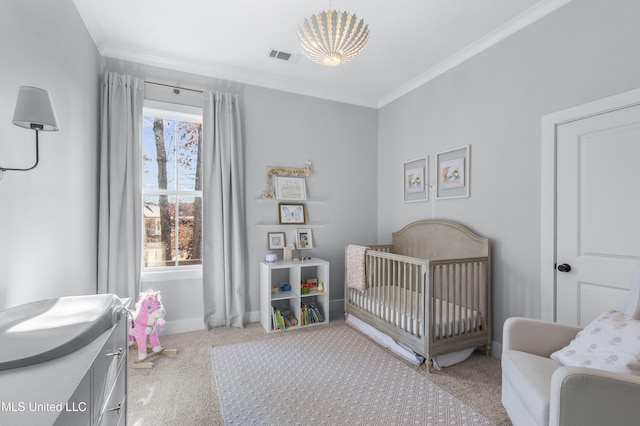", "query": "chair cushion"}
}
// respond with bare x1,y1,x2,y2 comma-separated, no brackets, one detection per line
502,350,563,425
550,308,640,375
